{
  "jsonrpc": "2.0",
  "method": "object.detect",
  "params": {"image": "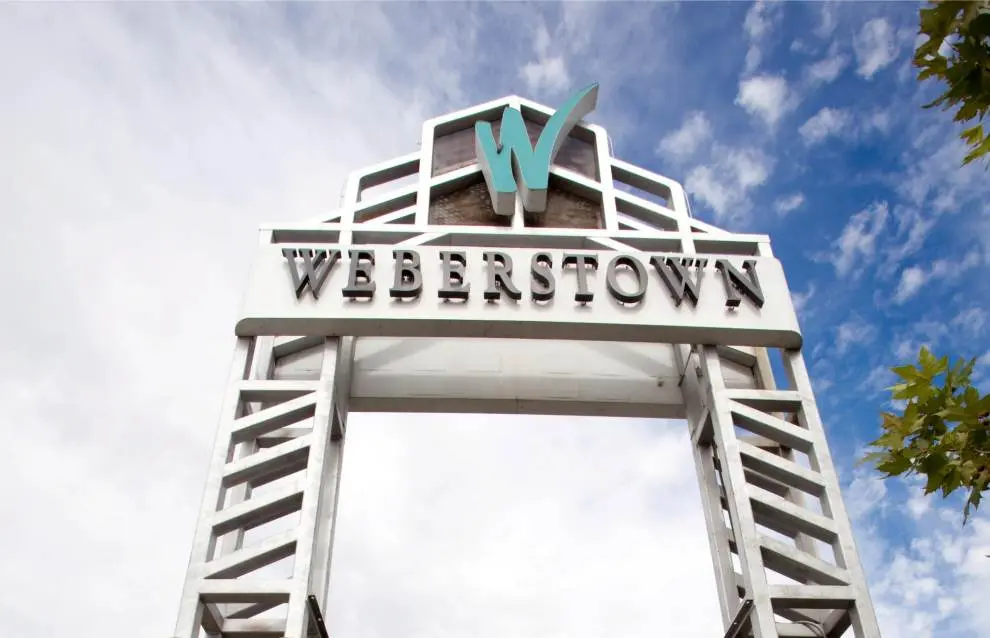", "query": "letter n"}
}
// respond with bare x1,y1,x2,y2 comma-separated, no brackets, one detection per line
715,259,765,308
